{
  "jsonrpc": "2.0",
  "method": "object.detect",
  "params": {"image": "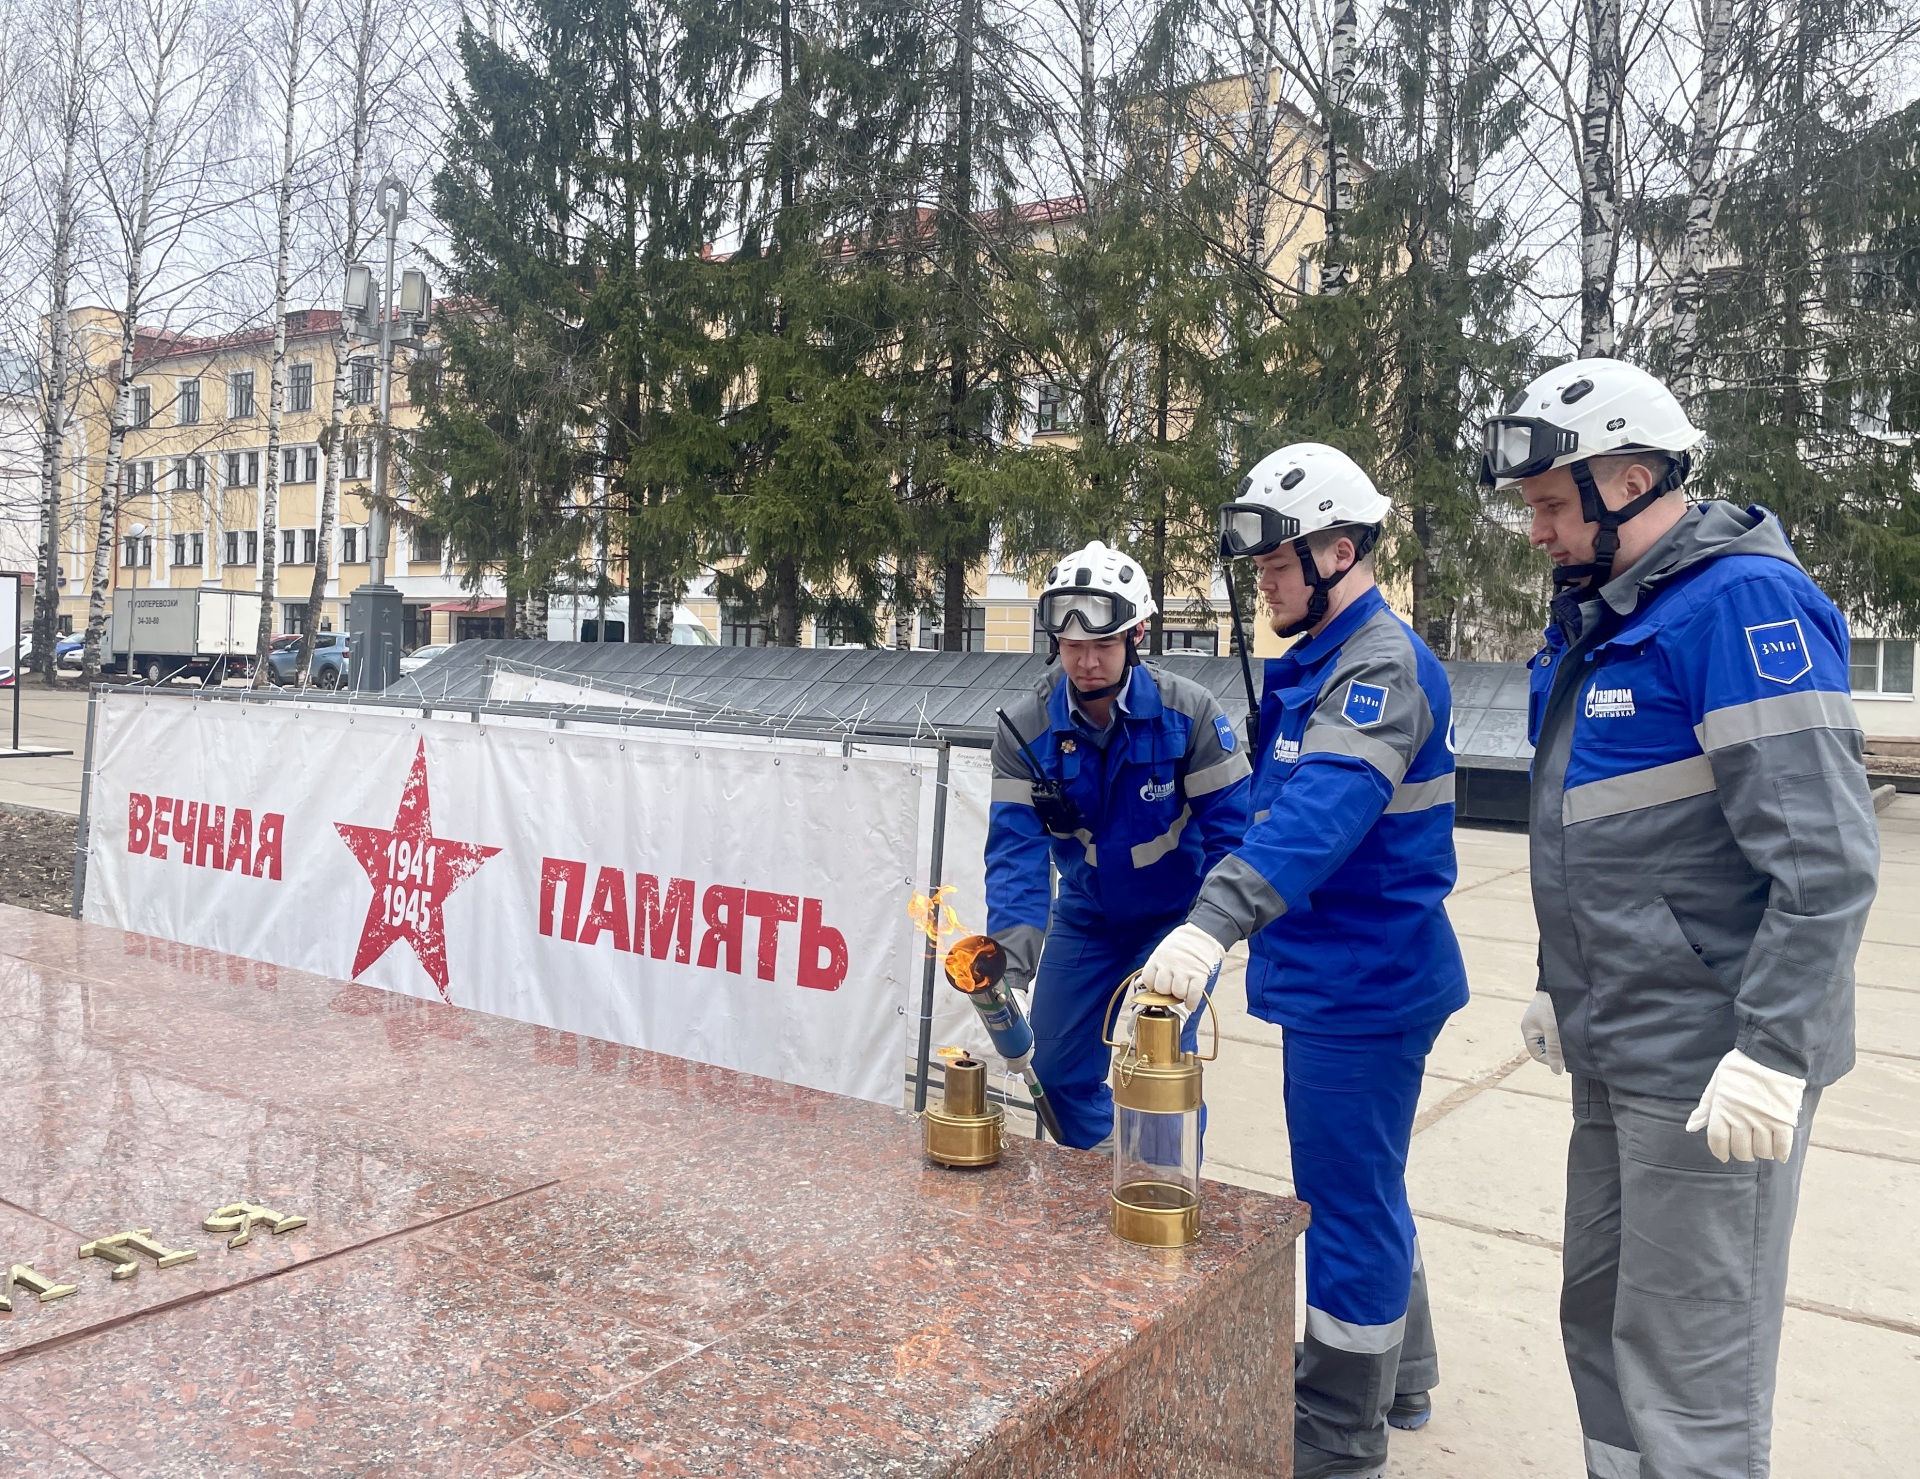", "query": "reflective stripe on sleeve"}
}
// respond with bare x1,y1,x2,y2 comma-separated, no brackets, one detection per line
1071,829,1098,866
1301,725,1409,785
1253,808,1270,823
1694,688,1861,752
1562,754,1716,824
1186,750,1252,797
1384,774,1455,814
1306,1305,1406,1355
1129,805,1192,869
990,777,1036,806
